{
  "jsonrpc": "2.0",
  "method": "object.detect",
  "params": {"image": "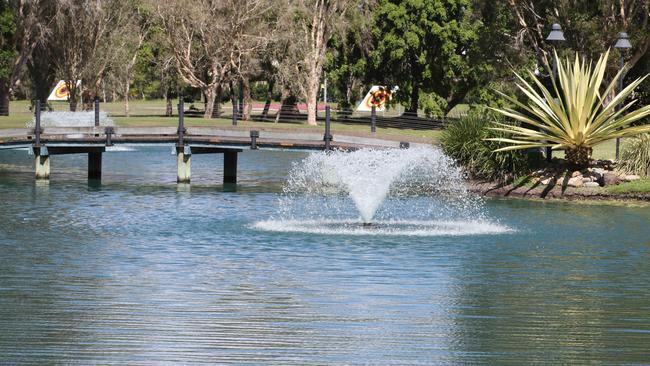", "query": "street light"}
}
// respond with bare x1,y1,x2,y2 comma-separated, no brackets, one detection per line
614,32,632,160
545,23,566,162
